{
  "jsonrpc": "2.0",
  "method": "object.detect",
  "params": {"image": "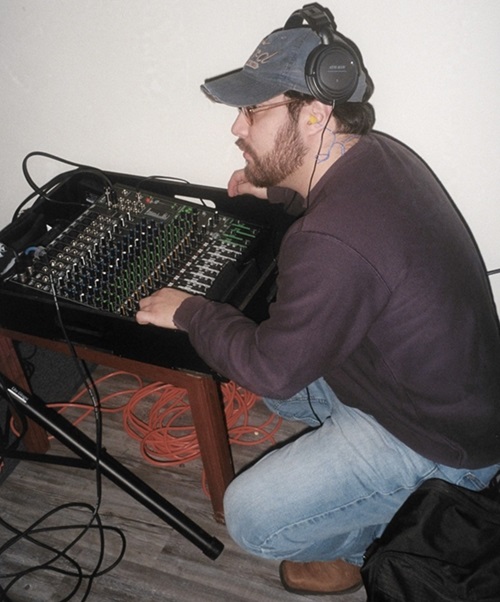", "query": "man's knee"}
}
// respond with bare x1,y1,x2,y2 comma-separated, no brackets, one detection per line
224,477,261,552
223,474,283,558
